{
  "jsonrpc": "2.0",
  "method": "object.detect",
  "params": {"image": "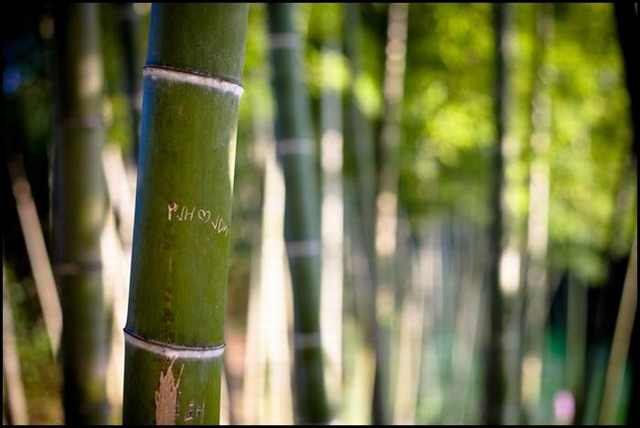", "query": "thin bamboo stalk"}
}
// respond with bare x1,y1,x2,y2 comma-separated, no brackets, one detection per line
260,135,294,424
521,6,554,420
342,4,379,424
122,4,248,425
482,3,510,424
392,234,426,424
2,270,29,426
7,157,62,356
566,273,587,423
599,235,637,424
374,4,409,424
320,39,345,408
267,4,330,423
